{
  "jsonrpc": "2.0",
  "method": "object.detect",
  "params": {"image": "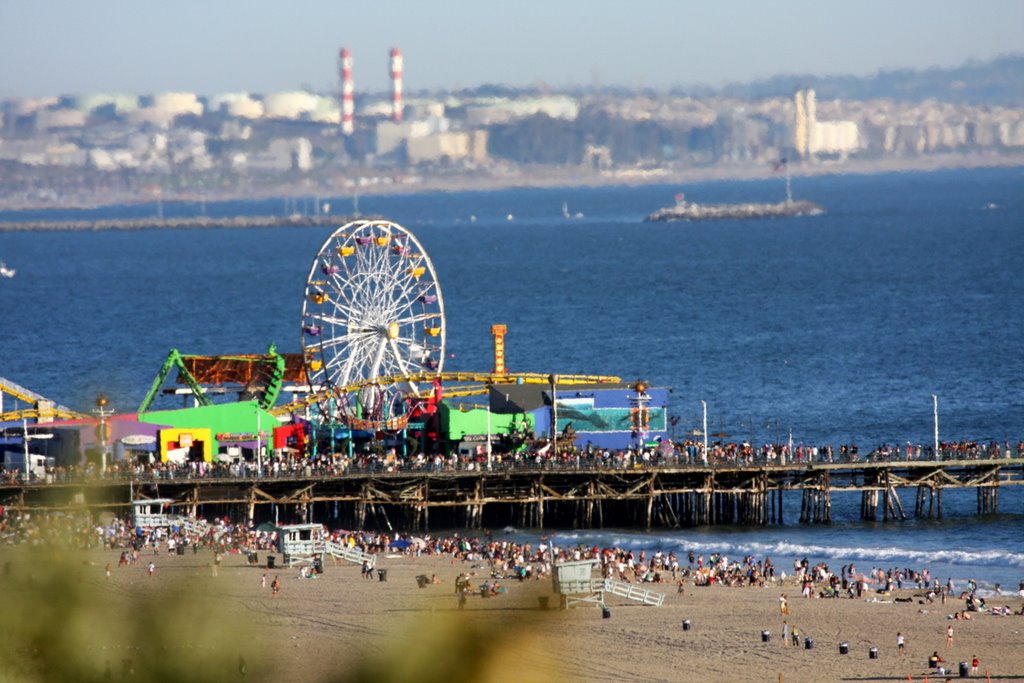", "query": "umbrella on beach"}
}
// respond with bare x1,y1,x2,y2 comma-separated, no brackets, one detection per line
389,539,412,549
